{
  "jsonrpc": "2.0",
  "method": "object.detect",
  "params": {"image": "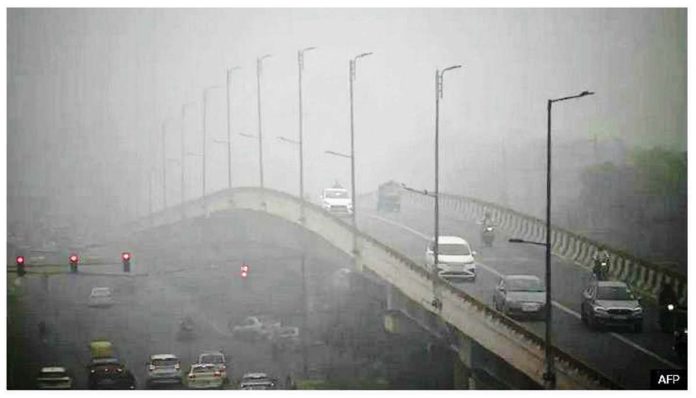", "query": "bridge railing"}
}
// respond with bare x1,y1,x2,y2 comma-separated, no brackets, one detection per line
400,189,687,306
134,187,620,389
